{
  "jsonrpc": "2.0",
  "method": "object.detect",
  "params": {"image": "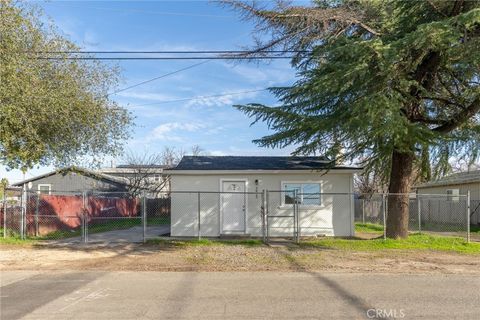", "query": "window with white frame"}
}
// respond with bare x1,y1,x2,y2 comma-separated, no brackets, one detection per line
154,174,161,182
446,189,460,202
37,184,51,195
282,182,321,206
